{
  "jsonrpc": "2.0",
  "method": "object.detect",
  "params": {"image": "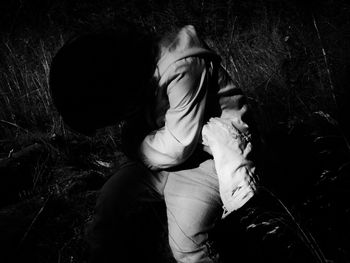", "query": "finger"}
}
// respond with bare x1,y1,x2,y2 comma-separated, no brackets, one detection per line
214,119,240,136
209,118,227,130
201,133,209,146
202,125,214,142
243,141,253,158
